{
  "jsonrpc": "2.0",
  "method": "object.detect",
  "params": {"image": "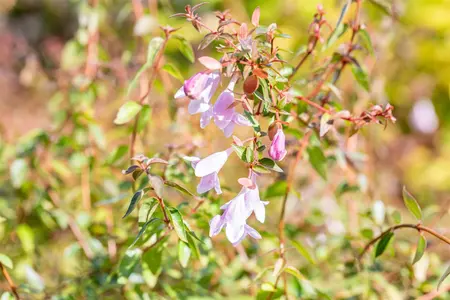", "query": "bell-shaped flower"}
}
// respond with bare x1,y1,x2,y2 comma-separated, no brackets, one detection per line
269,128,287,161
184,148,233,195
175,71,220,115
211,79,252,137
209,171,268,245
